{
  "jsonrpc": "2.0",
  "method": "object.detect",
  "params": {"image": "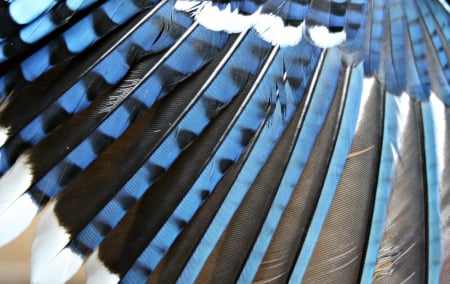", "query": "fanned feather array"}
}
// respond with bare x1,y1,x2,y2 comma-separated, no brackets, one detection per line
0,0,449,283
